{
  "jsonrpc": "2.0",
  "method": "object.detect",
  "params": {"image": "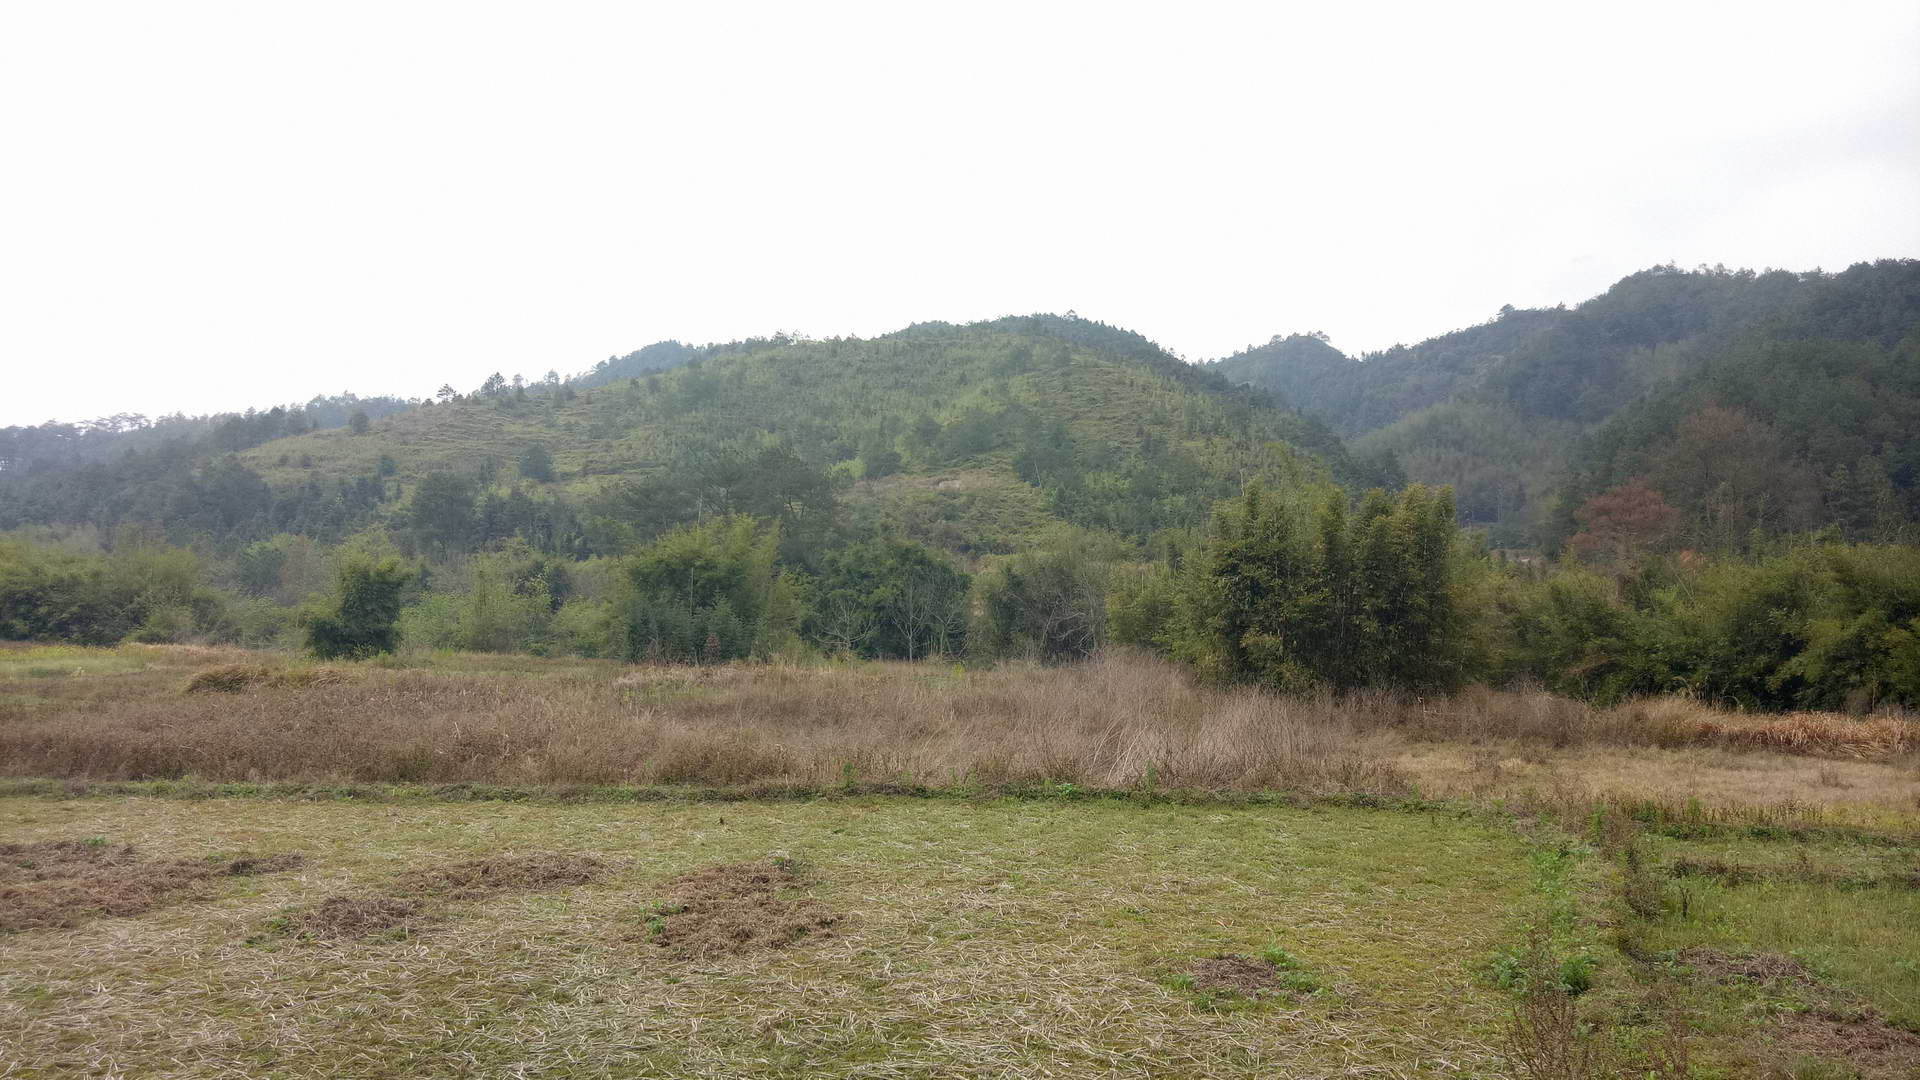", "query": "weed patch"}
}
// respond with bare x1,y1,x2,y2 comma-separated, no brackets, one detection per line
1669,856,1918,891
